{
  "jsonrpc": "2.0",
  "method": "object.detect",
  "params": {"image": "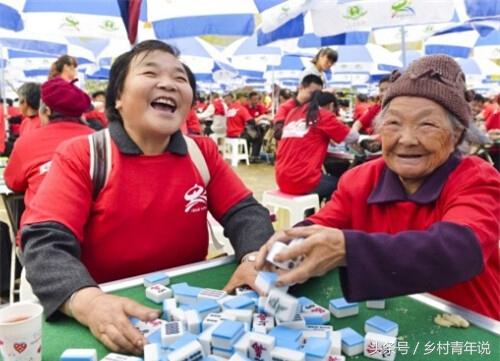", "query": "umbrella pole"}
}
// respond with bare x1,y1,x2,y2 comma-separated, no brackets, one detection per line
401,25,407,68
0,42,8,139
